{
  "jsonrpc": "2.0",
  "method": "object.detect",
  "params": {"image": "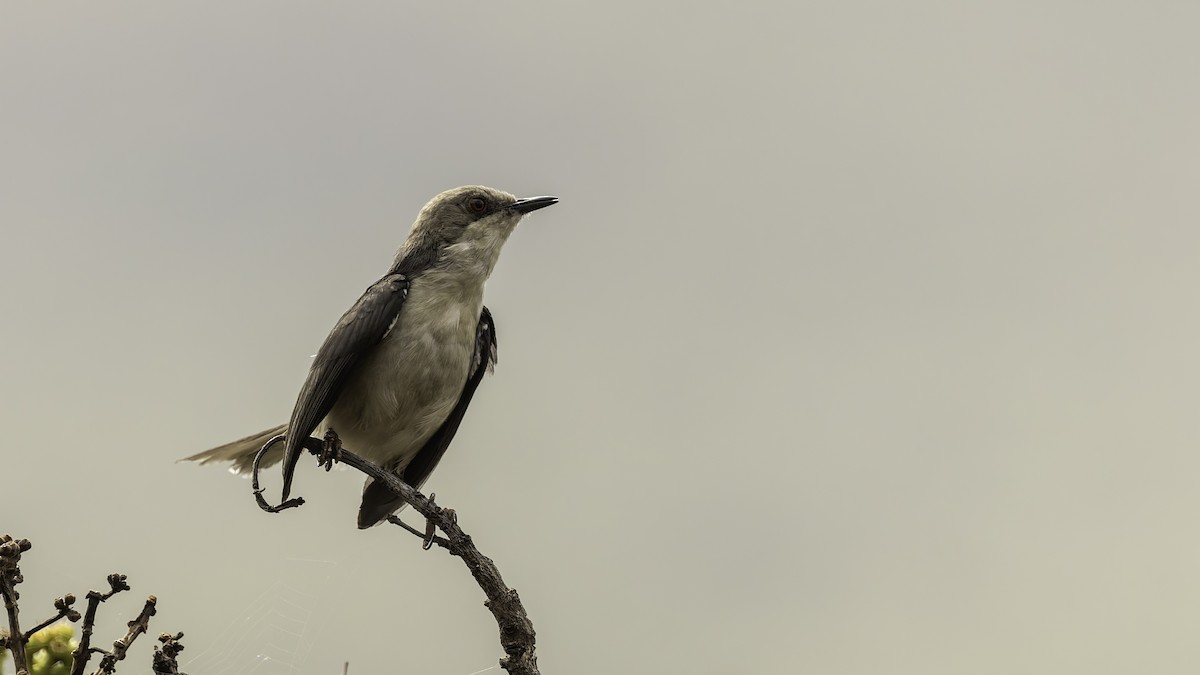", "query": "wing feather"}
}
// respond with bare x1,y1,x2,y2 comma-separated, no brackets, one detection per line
280,273,410,499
